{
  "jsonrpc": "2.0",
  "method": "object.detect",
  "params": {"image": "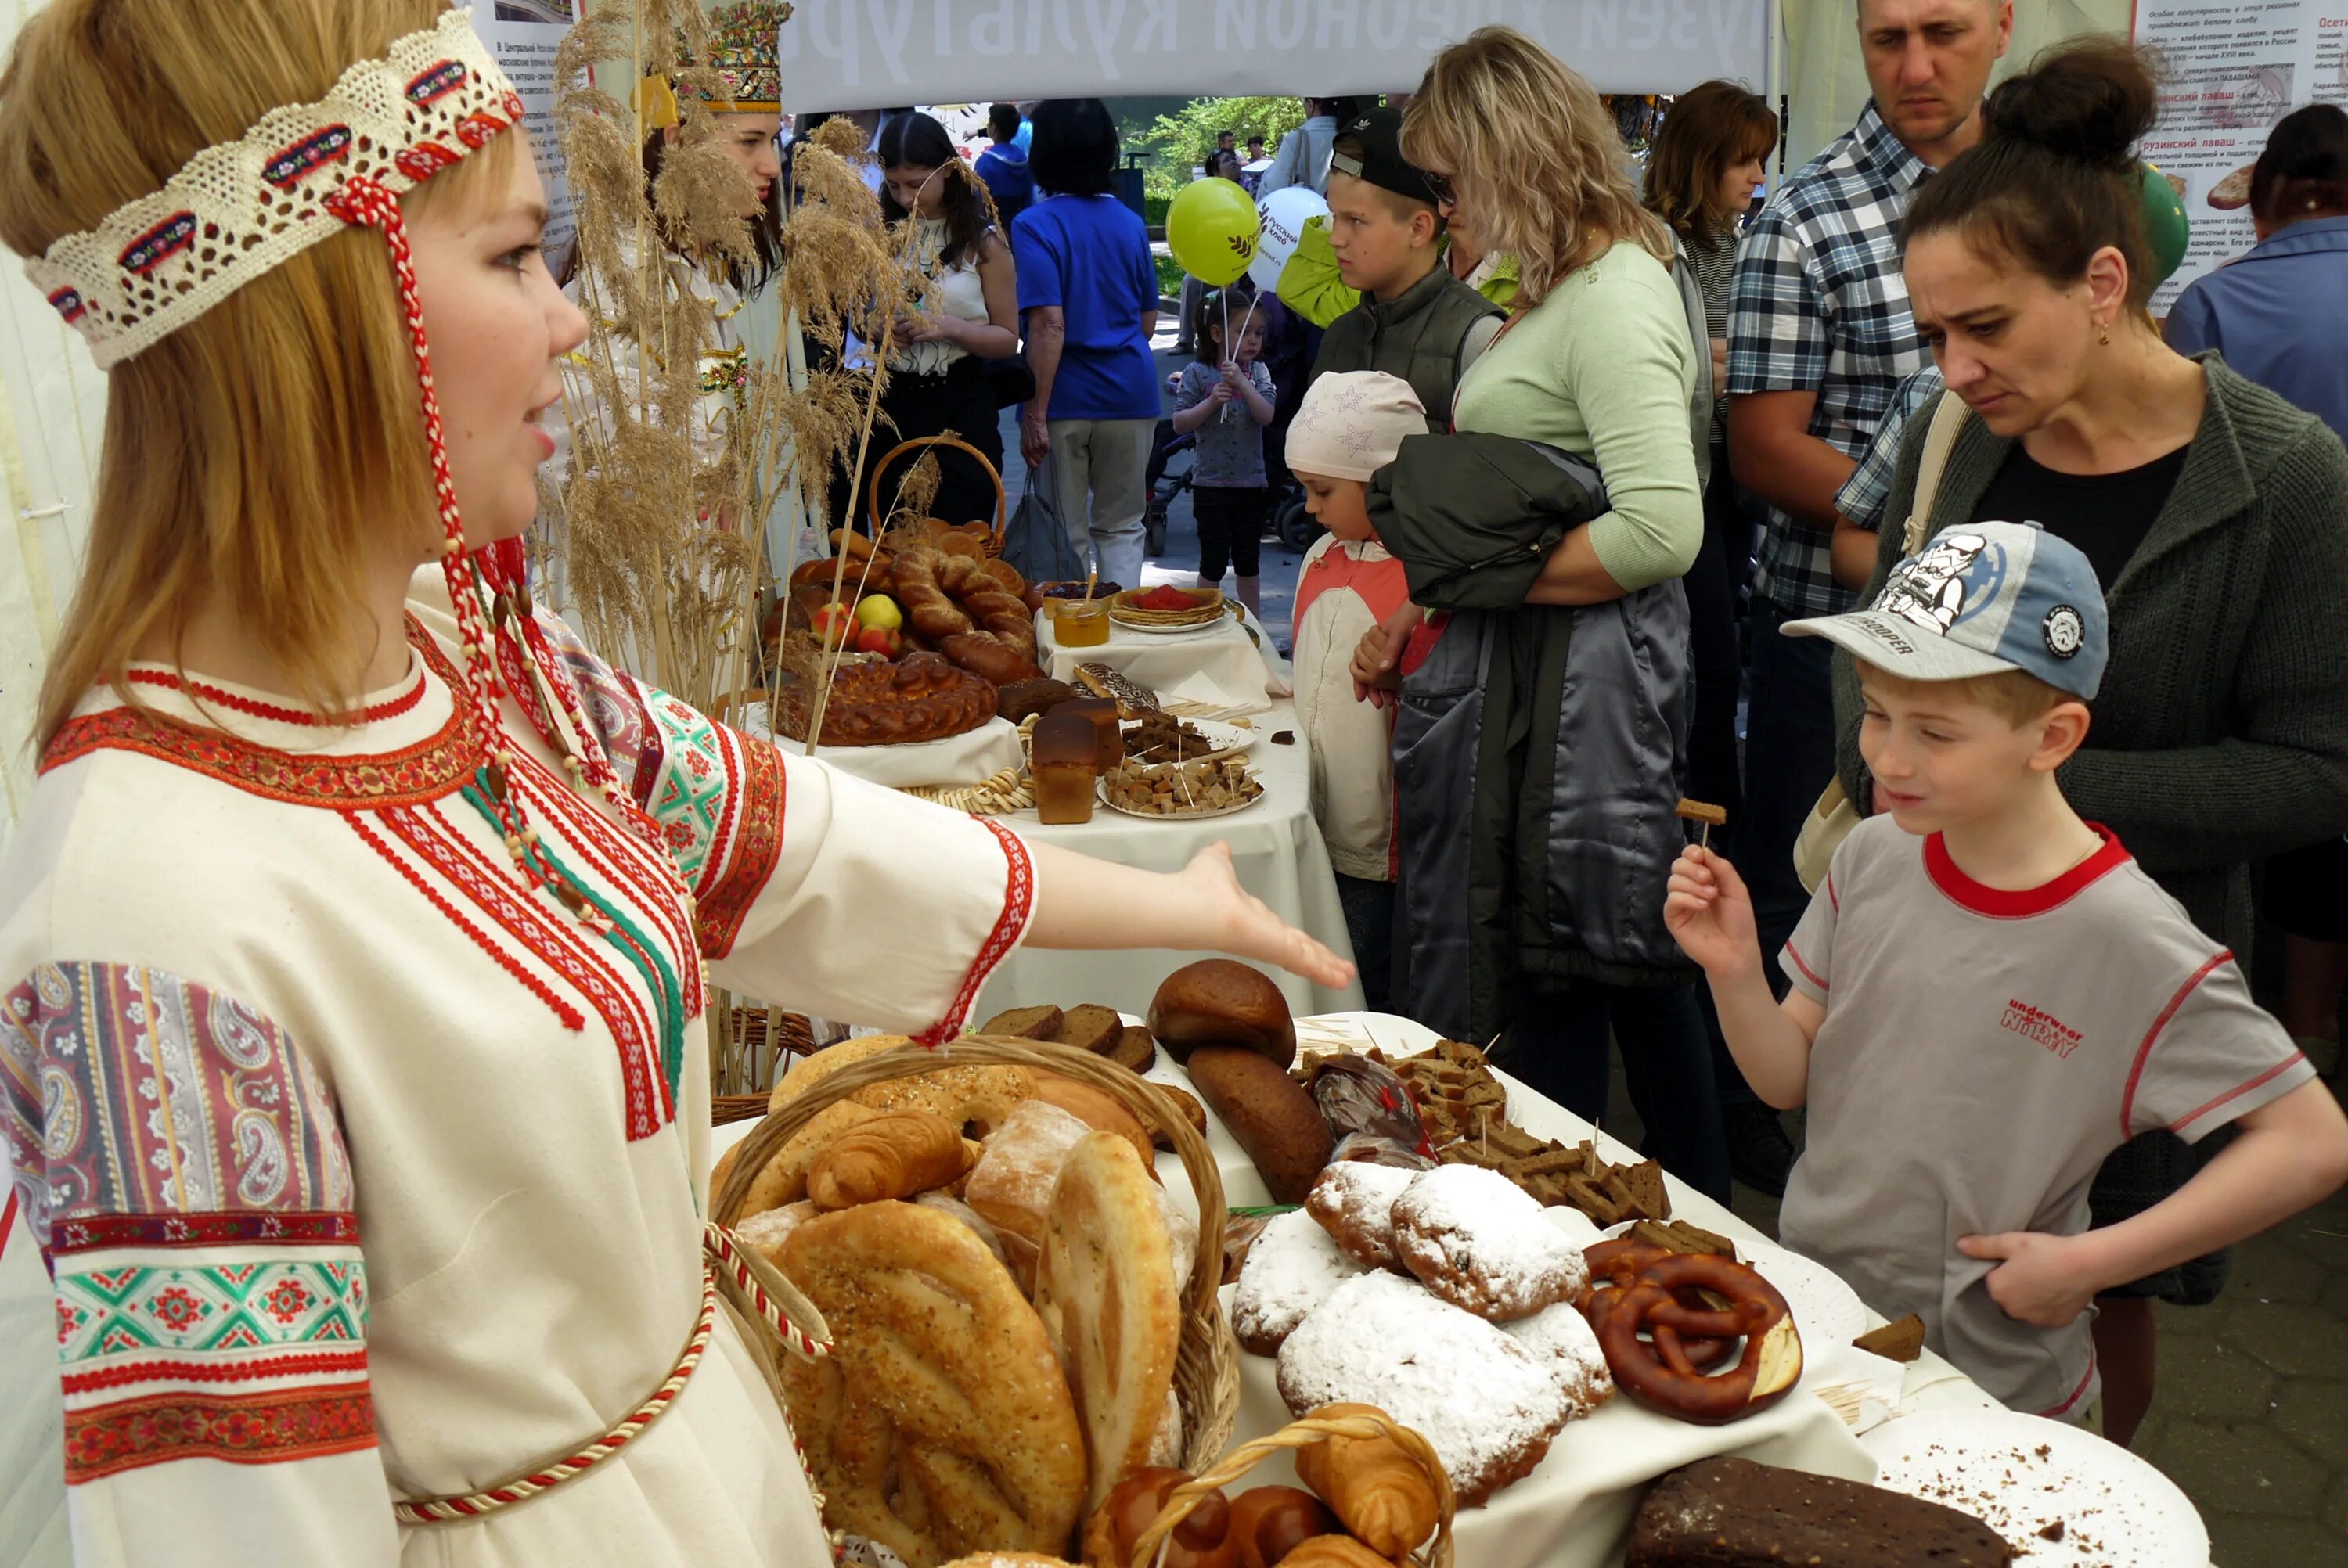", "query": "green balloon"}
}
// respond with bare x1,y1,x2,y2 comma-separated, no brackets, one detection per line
1167,176,1261,287
2137,161,2191,287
